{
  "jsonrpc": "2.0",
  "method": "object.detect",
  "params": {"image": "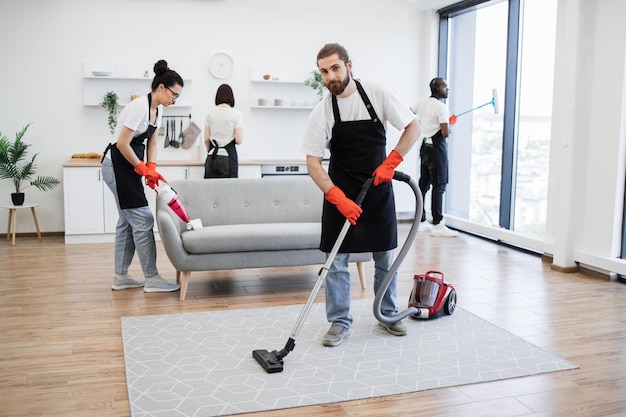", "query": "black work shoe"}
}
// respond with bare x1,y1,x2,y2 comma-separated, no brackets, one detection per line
322,323,350,347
